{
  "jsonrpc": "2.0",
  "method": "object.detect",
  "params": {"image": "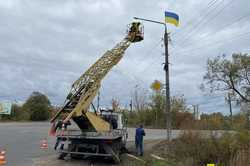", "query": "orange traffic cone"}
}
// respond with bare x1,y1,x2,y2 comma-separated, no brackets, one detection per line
40,139,48,149
0,150,7,165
